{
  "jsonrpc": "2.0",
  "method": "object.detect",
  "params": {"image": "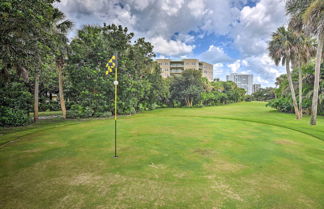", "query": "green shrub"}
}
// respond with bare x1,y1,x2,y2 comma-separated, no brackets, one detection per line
0,81,32,126
267,98,293,113
67,104,113,118
67,104,94,118
244,95,253,102
39,101,61,112
0,107,31,126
